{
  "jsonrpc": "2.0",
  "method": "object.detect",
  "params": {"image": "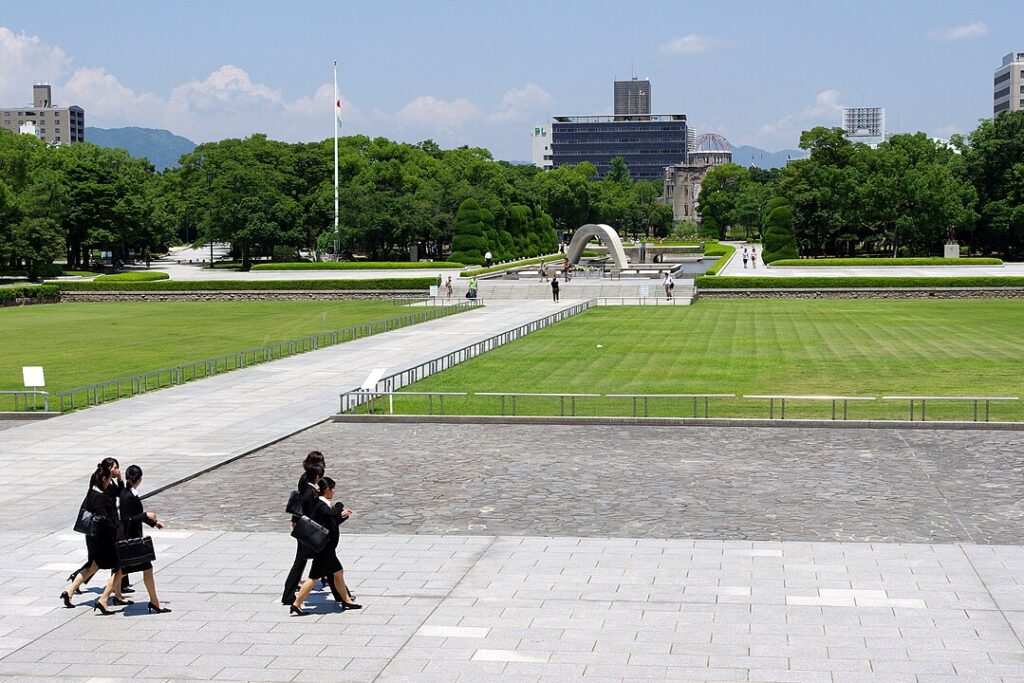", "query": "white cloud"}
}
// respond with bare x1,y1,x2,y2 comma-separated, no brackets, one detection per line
62,67,163,123
394,95,481,132
928,21,988,41
0,27,71,105
757,89,845,142
931,123,962,139
658,34,726,55
487,83,552,124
